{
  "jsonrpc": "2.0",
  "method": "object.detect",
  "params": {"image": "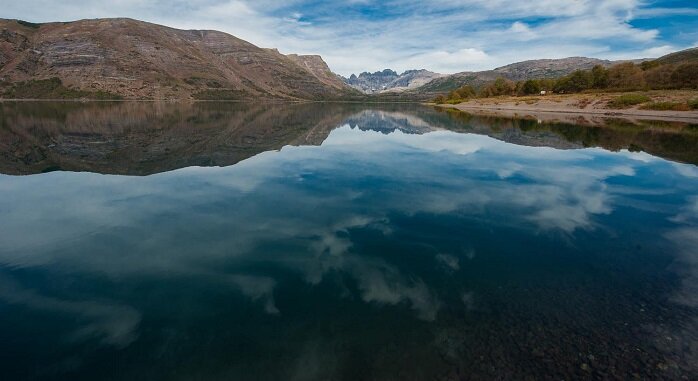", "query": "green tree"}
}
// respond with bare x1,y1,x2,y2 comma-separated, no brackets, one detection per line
521,79,541,95
554,70,593,93
538,78,556,91
591,65,609,88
